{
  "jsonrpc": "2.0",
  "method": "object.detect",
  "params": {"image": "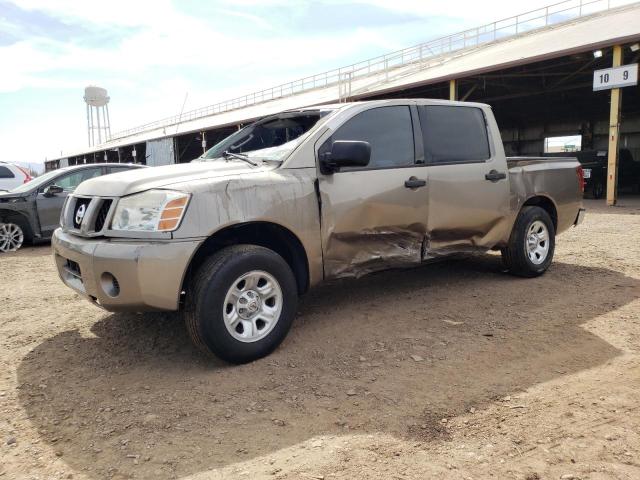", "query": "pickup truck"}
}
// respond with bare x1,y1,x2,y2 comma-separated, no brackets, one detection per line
52,99,585,363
